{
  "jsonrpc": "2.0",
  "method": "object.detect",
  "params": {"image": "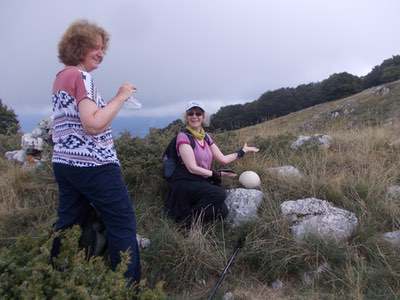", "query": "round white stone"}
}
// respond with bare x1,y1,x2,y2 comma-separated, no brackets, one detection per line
239,171,261,188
